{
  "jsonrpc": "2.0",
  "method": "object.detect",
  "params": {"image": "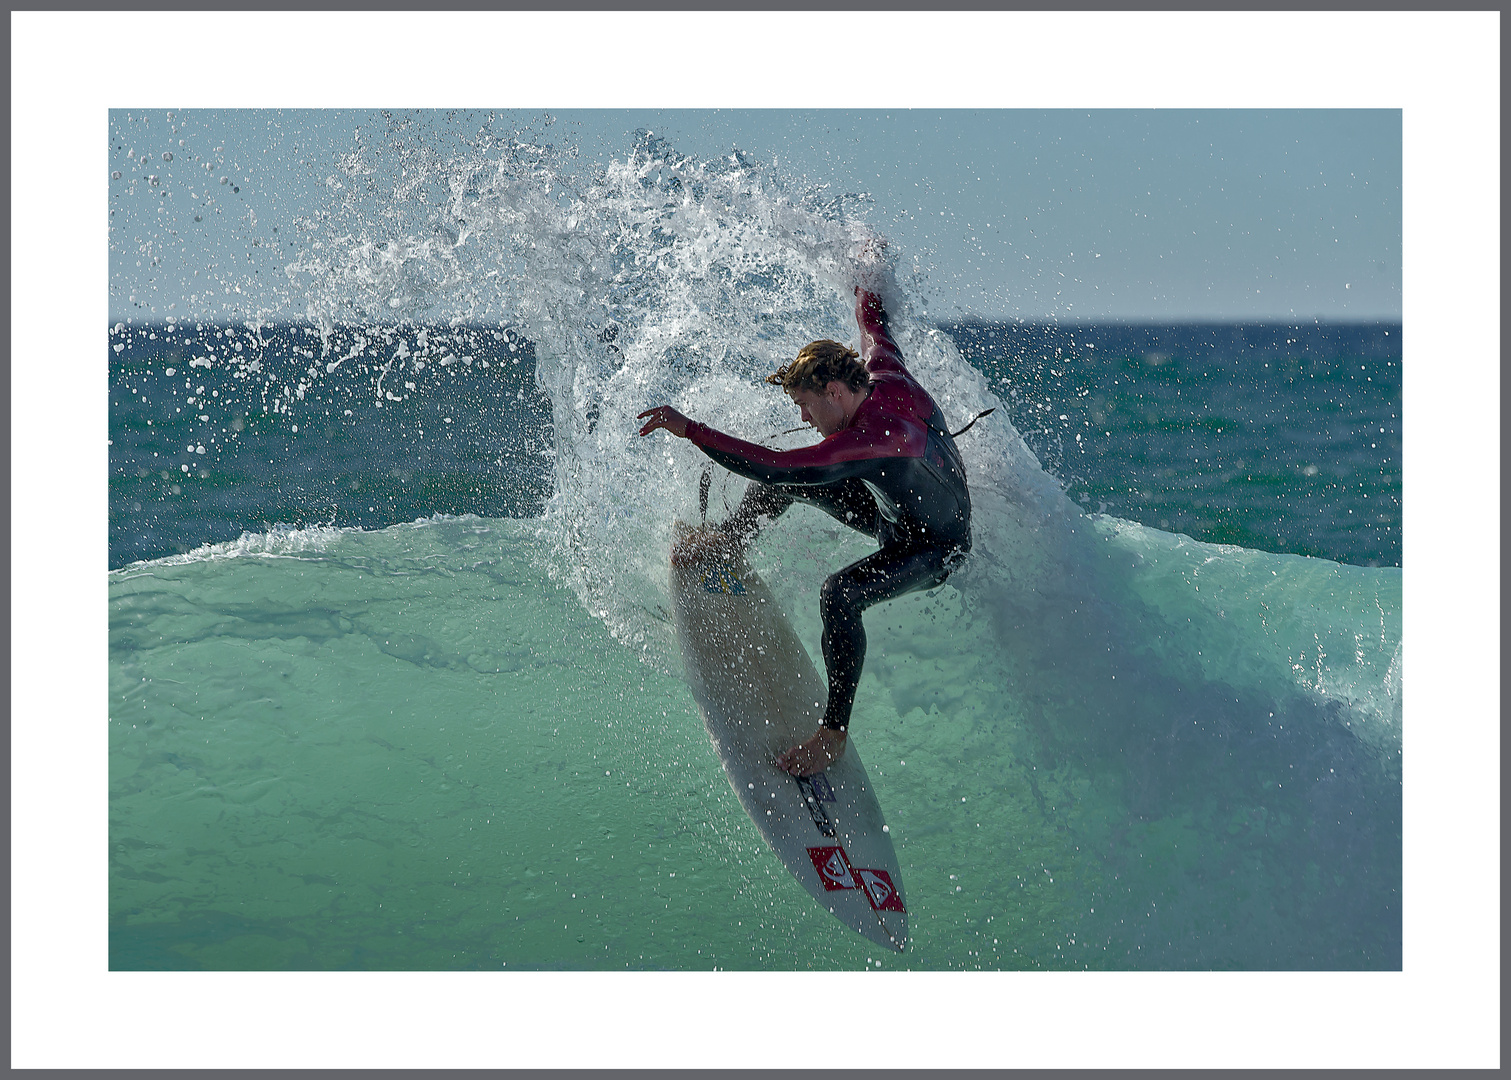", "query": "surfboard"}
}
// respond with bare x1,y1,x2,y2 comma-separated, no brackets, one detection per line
669,522,908,952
